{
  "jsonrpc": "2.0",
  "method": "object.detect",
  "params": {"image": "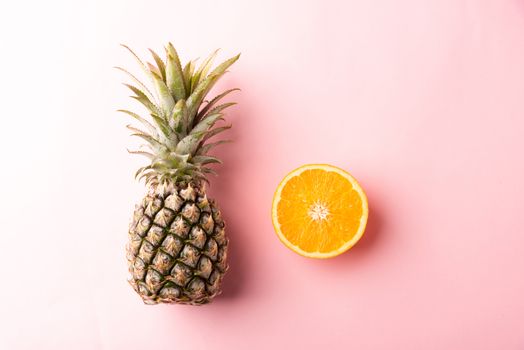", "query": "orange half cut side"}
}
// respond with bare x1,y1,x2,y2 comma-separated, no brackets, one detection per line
272,164,368,258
